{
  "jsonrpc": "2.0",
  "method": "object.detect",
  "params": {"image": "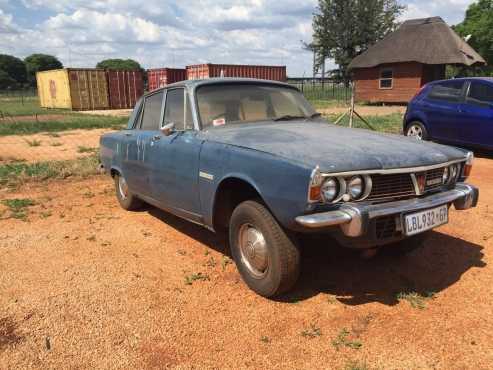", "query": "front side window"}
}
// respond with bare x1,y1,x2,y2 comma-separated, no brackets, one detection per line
196,84,317,128
379,69,393,89
163,89,194,131
428,81,464,103
140,91,164,130
467,82,493,106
